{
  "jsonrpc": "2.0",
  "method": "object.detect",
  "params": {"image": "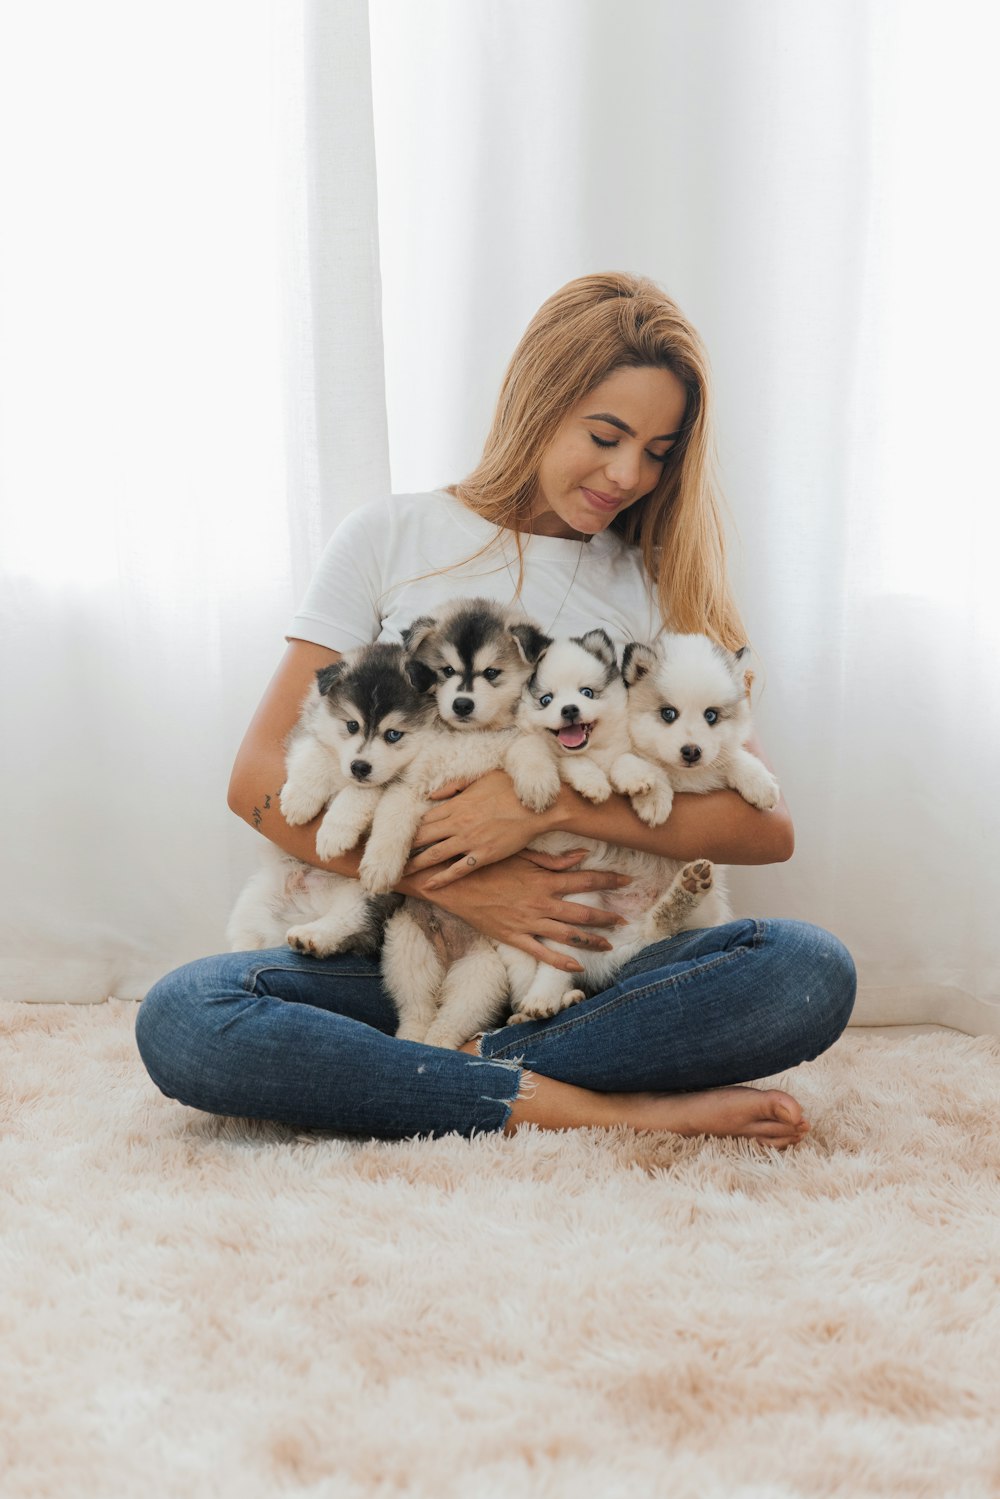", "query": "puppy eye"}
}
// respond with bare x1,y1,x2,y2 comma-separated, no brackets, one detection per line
482,668,501,681
441,666,456,678
704,709,719,725
660,707,678,724
346,720,360,734
384,729,404,744
539,693,554,708
580,687,595,699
